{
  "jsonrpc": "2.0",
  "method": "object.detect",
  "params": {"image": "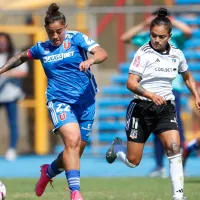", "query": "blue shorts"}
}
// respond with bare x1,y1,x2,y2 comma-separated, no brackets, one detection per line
47,100,95,142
